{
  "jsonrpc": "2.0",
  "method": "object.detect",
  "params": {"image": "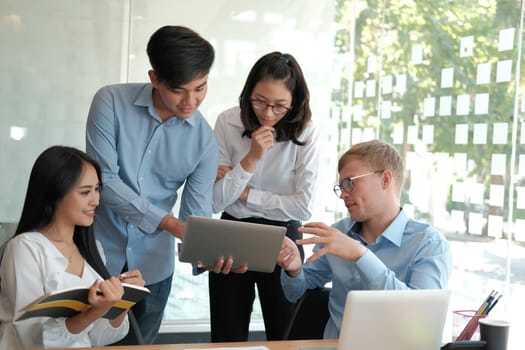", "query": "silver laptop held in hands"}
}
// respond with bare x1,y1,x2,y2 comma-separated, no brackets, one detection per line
178,215,287,273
